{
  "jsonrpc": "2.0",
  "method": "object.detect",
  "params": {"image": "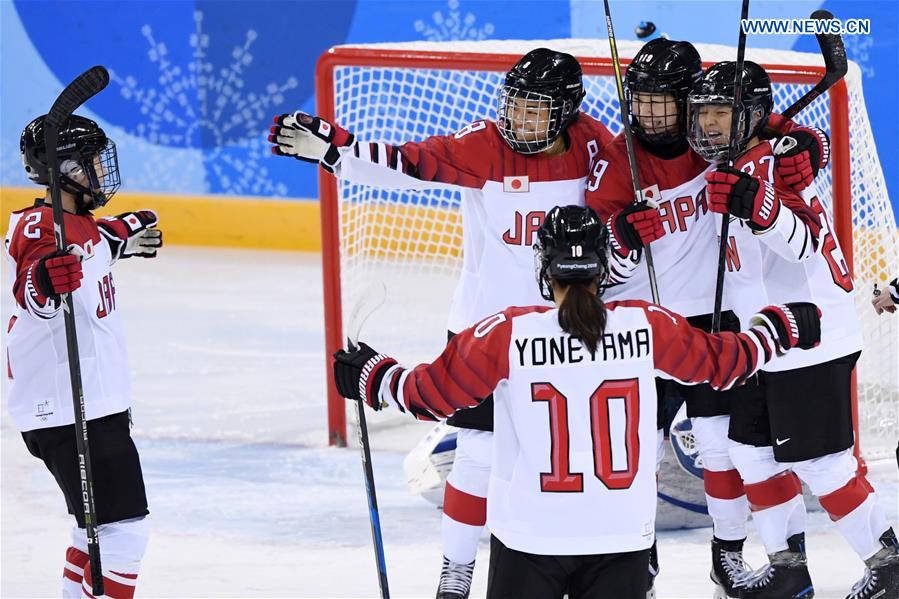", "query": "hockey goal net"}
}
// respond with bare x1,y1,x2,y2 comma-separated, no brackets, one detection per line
317,40,898,460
